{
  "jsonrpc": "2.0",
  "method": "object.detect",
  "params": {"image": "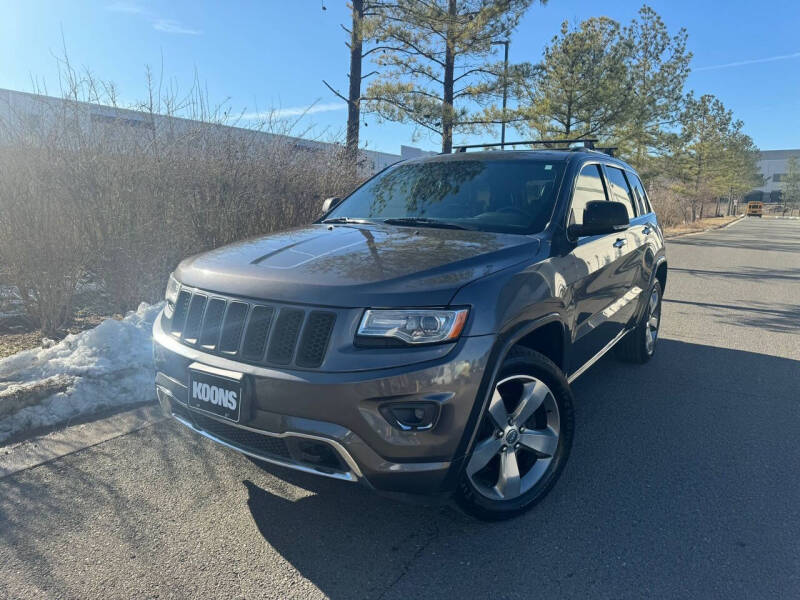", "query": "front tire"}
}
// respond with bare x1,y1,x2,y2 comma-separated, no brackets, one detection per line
455,347,574,521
